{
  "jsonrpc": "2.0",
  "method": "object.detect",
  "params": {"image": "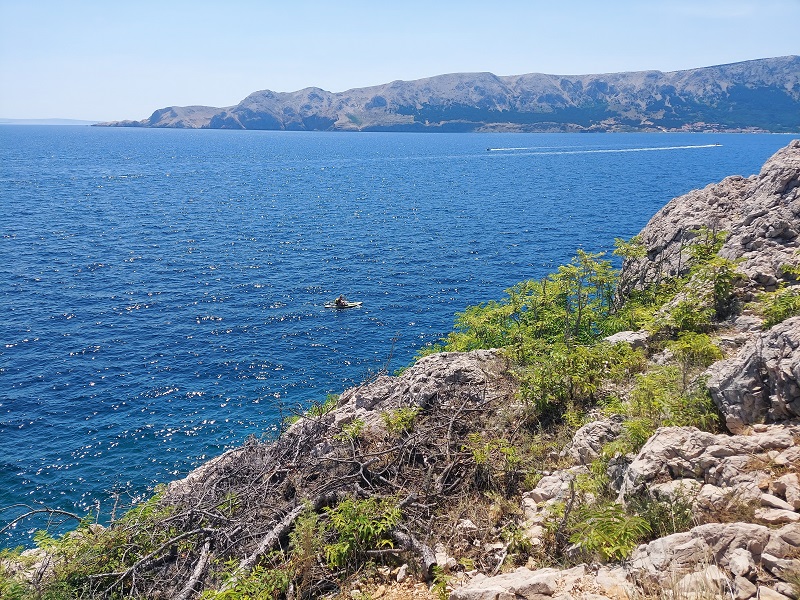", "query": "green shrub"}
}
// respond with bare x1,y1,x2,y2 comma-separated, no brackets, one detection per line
757,287,800,327
202,564,290,600
323,497,401,571
0,548,31,600
663,297,716,333
569,503,651,561
463,433,523,493
668,332,723,391
308,393,339,417
628,491,695,540
334,418,365,442
602,367,719,457
381,406,420,435
517,342,645,426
